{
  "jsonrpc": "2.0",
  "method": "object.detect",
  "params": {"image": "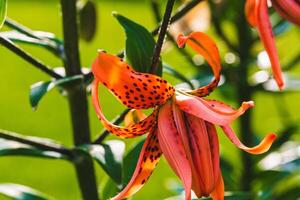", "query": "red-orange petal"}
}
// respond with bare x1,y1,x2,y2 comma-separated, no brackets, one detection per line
221,125,276,154
92,51,175,109
92,80,157,138
272,0,300,26
256,0,285,89
111,129,162,200
158,101,192,200
245,0,258,27
177,32,221,97
211,170,224,200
